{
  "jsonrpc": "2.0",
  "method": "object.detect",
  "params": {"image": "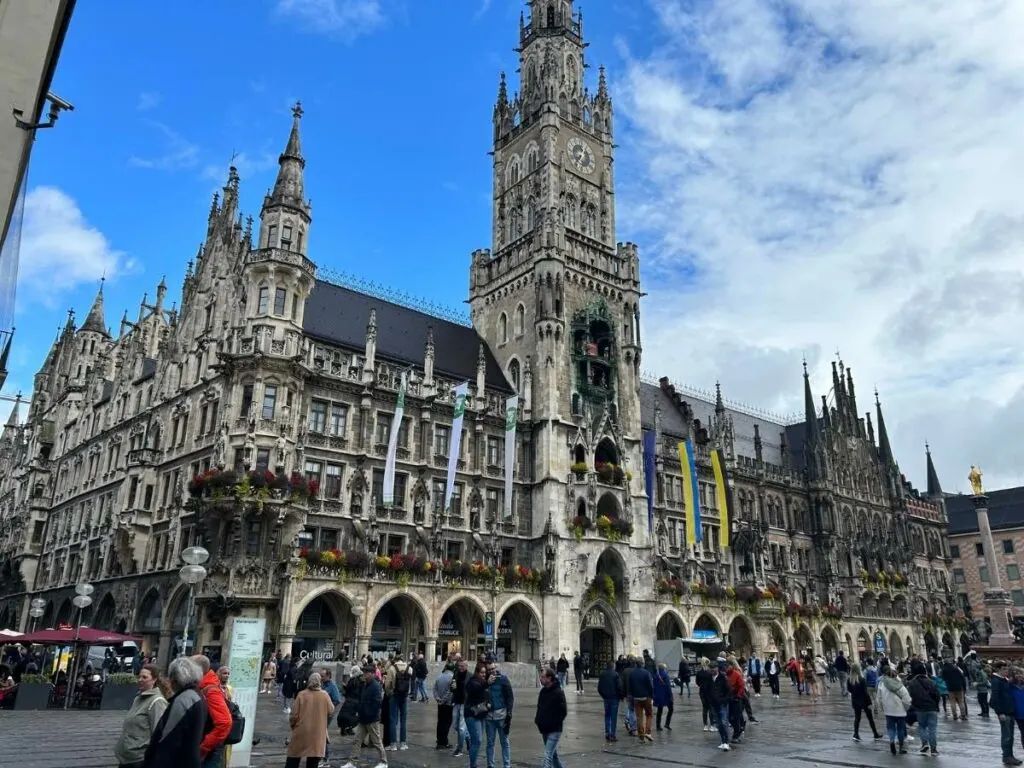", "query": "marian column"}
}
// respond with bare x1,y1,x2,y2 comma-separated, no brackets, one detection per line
969,465,1016,646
